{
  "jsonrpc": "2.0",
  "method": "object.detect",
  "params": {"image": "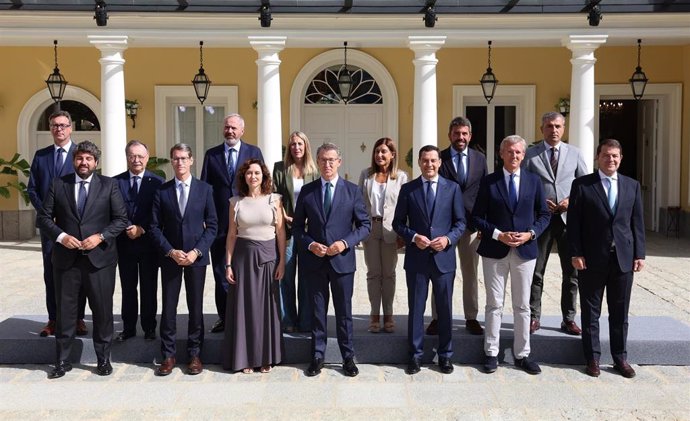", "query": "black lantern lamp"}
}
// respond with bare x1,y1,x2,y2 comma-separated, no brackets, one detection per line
45,40,68,104
94,1,108,27
480,41,498,104
423,1,437,28
629,39,649,100
338,41,353,104
192,41,212,105
259,1,272,28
